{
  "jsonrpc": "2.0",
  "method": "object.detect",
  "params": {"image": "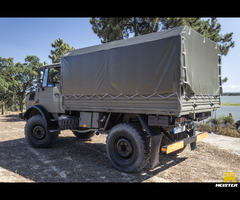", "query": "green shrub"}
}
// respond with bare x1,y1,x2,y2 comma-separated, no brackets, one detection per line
196,123,212,133
219,116,235,126
208,117,221,125
196,115,240,138
207,117,222,132
218,127,240,138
